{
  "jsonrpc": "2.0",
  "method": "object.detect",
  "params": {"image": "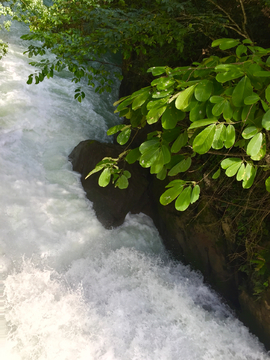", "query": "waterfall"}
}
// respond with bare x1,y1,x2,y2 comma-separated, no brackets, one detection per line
0,20,269,360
